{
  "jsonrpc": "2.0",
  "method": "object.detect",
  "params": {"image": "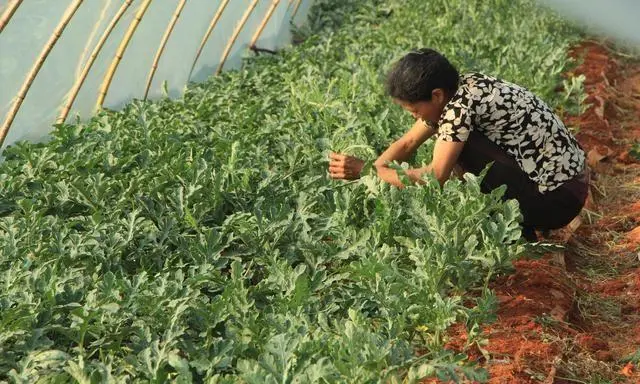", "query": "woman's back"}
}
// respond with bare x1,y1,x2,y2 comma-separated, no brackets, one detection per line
437,72,586,192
